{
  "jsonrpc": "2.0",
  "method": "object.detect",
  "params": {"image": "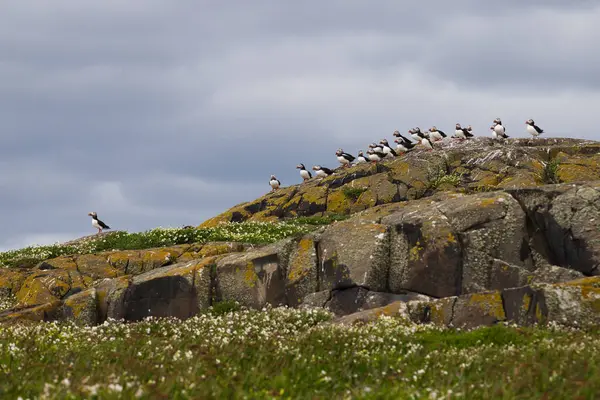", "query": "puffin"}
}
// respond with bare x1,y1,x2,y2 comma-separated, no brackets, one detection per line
355,150,369,164
269,175,281,192
296,163,312,181
491,122,509,139
312,165,335,178
466,125,474,136
525,119,544,138
420,137,434,151
366,149,386,164
336,148,356,168
88,212,111,234
411,127,426,142
428,126,447,142
394,130,413,143
394,137,415,154
368,142,384,153
379,139,398,157
453,123,473,140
